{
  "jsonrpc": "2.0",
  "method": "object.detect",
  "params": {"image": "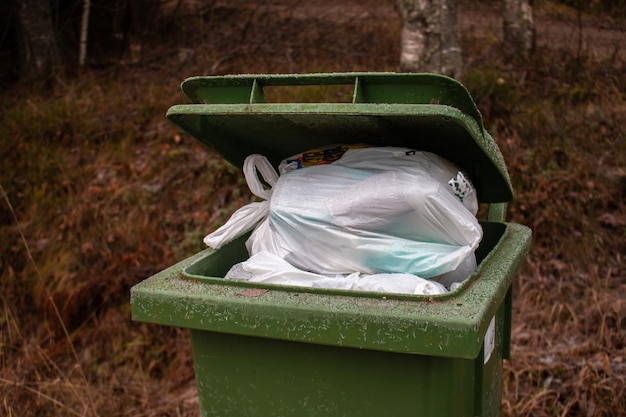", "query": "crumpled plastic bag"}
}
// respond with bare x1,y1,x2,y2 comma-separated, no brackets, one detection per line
205,146,482,294
225,252,448,295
